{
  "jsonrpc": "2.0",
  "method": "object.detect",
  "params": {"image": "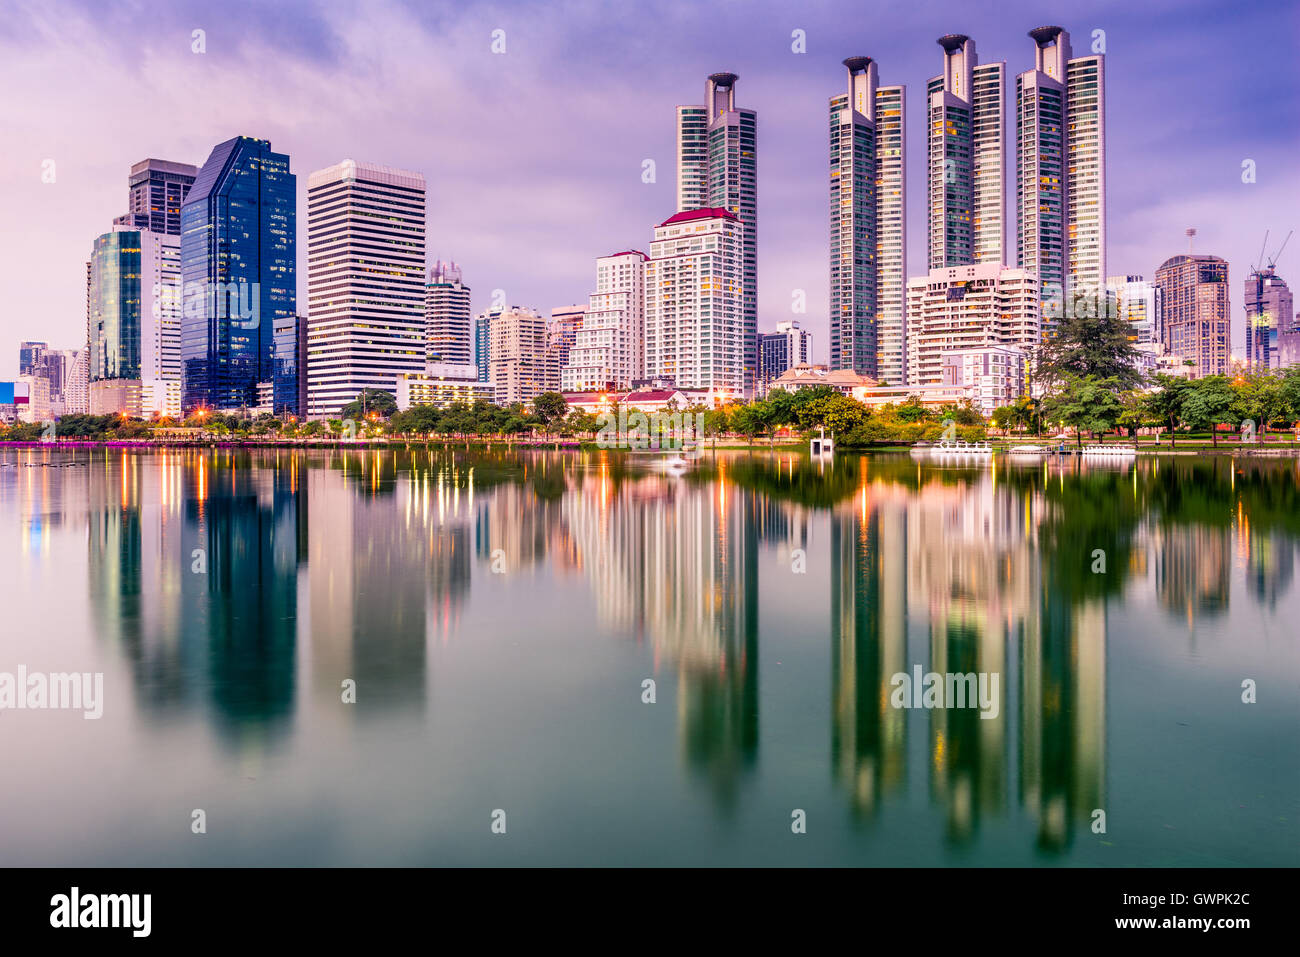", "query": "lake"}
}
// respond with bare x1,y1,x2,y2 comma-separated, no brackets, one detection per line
1,445,1296,866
